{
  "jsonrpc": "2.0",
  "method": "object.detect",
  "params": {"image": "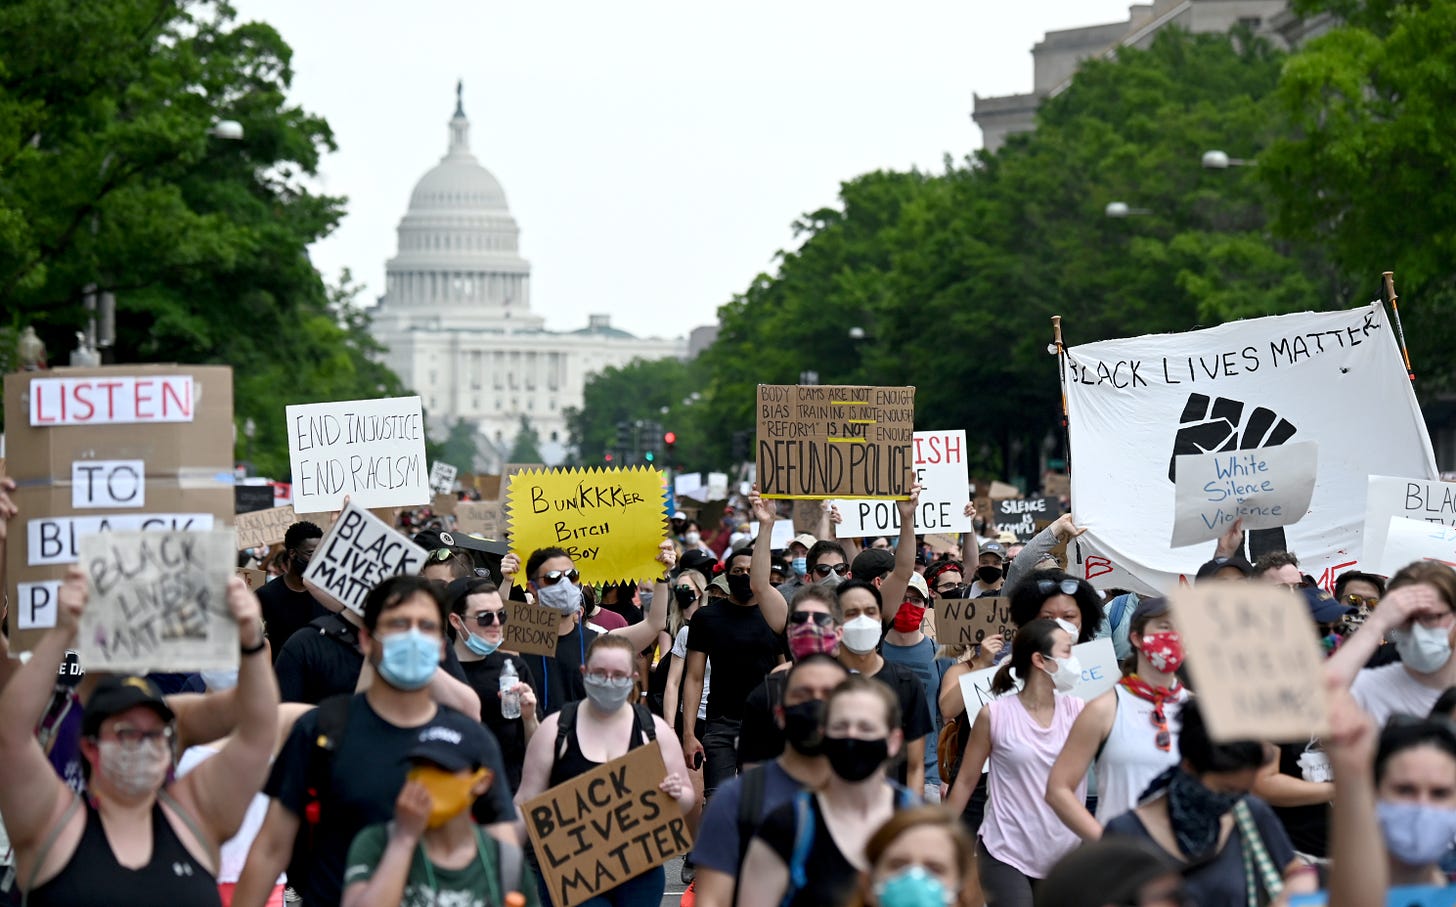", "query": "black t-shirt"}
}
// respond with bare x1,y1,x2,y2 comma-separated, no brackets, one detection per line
273,614,470,705
756,791,880,907
459,651,537,793
256,575,329,659
266,695,516,907
529,622,600,717
686,601,782,722
1271,743,1328,857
